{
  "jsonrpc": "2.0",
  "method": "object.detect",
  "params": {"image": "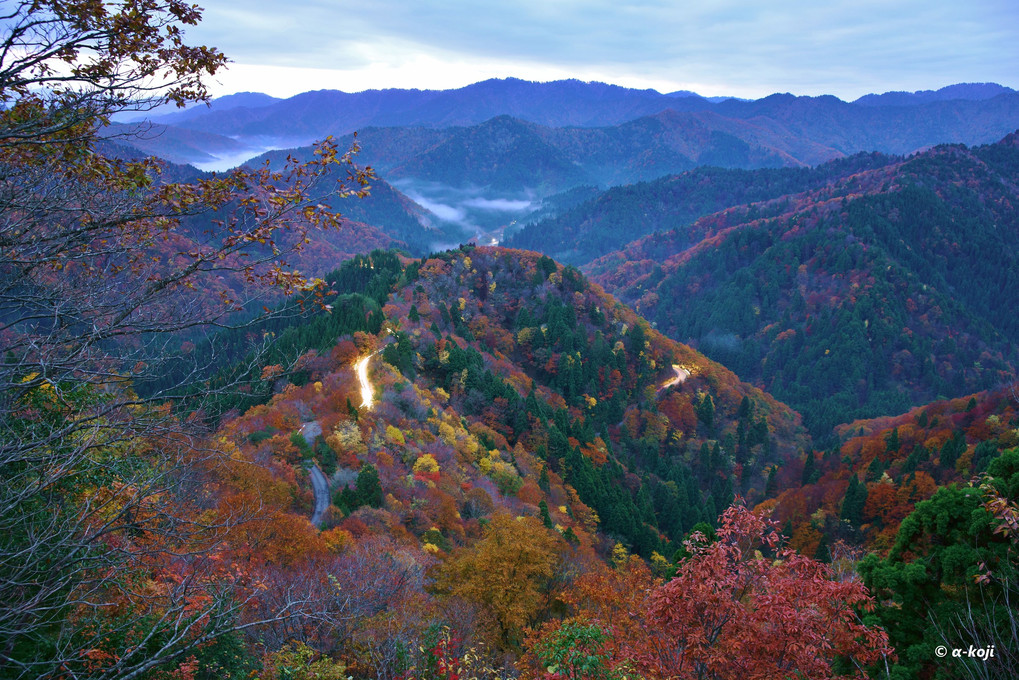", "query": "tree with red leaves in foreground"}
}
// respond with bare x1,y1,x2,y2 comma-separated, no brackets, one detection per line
525,503,892,680
642,503,892,680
